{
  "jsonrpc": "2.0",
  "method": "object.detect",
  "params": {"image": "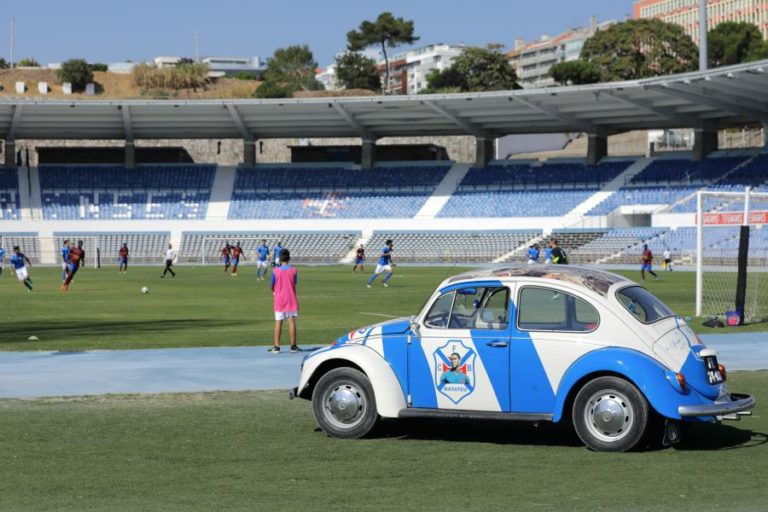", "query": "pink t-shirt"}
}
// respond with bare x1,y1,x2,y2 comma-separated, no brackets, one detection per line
271,265,299,312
